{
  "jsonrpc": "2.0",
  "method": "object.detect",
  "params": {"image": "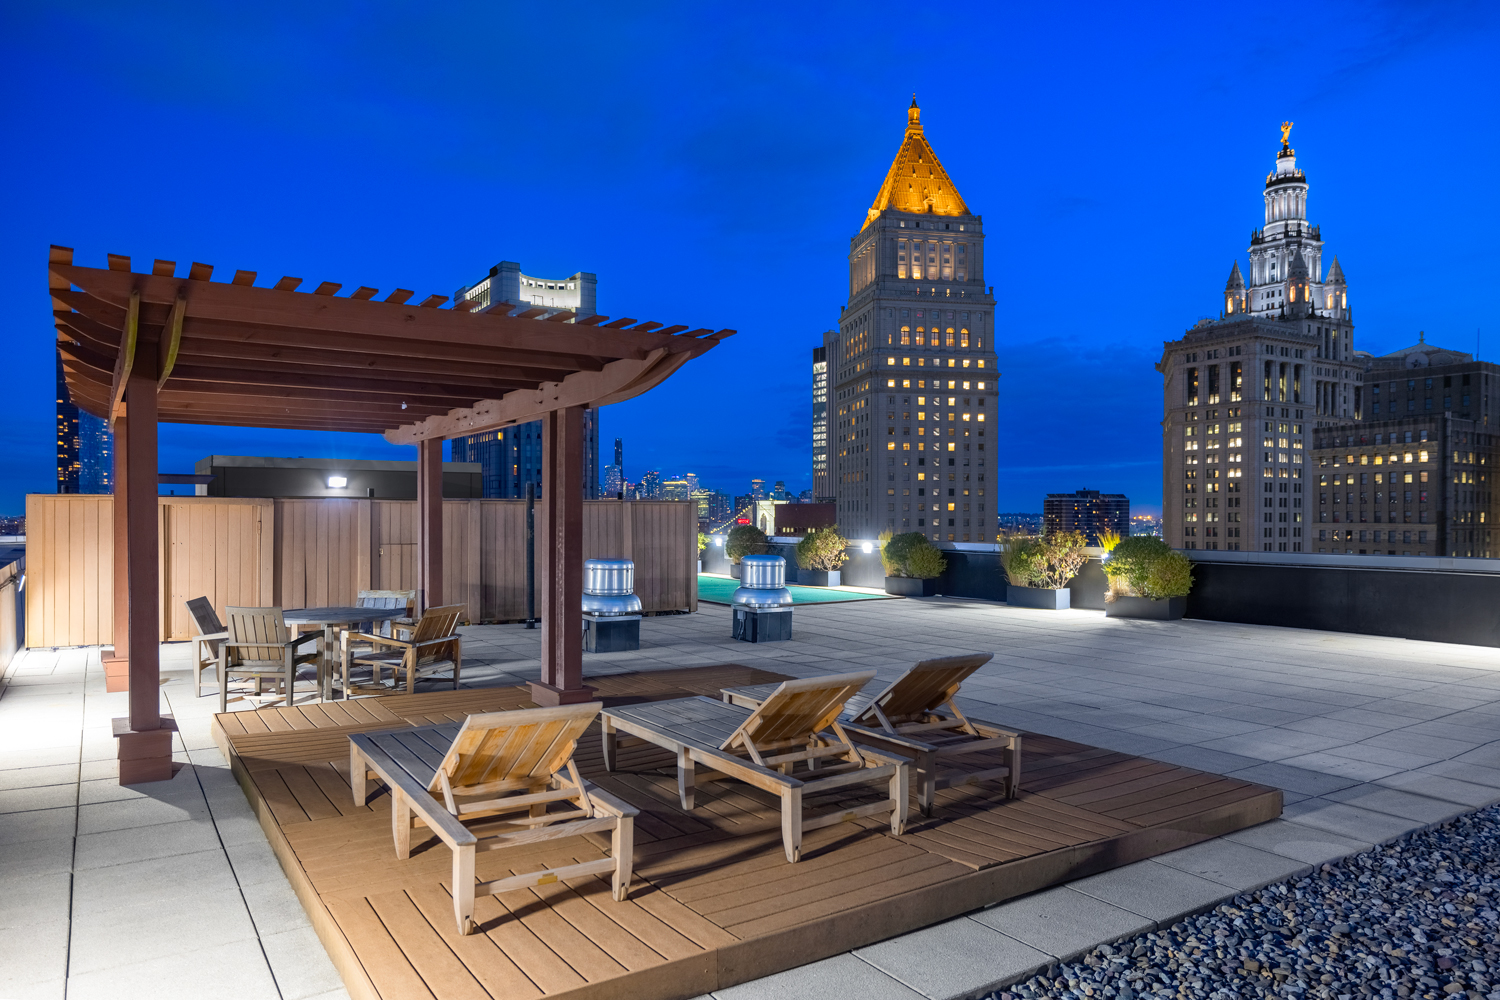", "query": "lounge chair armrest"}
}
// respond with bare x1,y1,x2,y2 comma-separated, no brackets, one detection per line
349,736,477,849
689,743,803,790
583,783,639,818
840,721,936,754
